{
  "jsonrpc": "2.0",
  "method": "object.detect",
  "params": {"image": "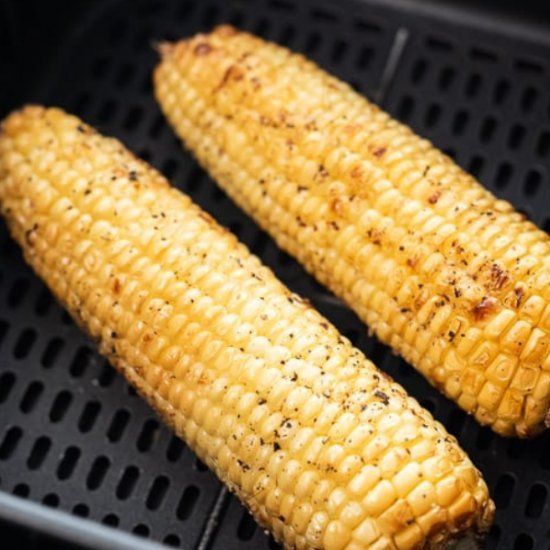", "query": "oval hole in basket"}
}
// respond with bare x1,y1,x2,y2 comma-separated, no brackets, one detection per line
452,110,469,136
13,328,37,359
96,360,116,387
411,58,427,84
494,473,515,508
102,513,119,527
163,534,181,547
49,391,73,423
525,483,547,518
57,446,81,480
86,456,110,490
438,66,455,91
521,86,538,112
20,381,44,413
479,116,497,143
514,533,533,550
7,277,30,308
495,162,513,189
41,338,65,368
13,483,30,498
176,485,199,520
72,503,89,517
146,475,170,511
132,524,150,538
304,31,321,55
107,409,131,443
70,346,93,377
0,427,23,460
493,79,510,104
27,436,51,470
507,124,526,150
136,419,160,452
536,131,550,158
78,401,101,433
42,493,59,508
116,465,140,500
397,95,414,122
167,435,185,462
34,286,54,316
0,372,16,404
524,169,542,196
237,509,257,540
0,319,8,348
